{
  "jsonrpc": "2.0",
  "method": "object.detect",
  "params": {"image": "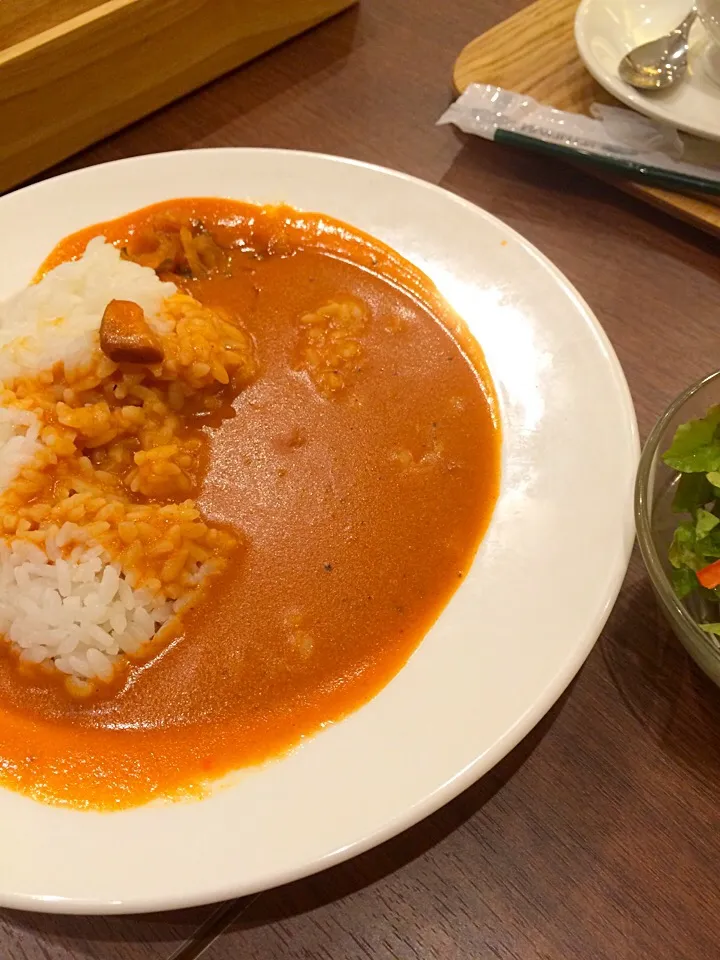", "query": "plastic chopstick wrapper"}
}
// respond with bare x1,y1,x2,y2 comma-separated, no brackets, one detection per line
438,84,720,195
